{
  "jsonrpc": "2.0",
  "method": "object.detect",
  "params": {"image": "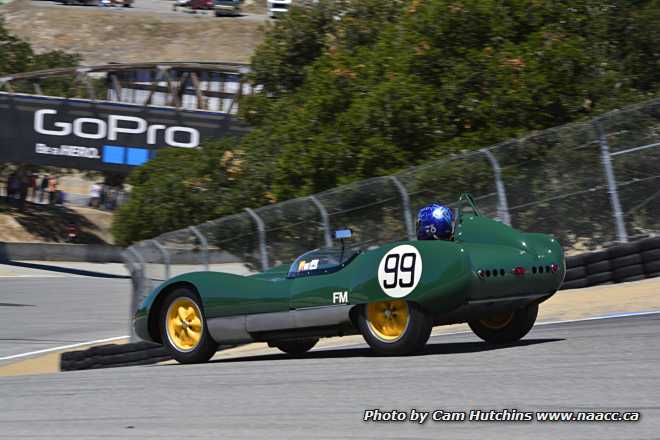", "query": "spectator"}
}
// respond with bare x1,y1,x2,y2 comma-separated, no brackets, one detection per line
8,172,19,205
48,175,58,205
29,173,38,201
39,175,49,203
89,182,102,208
18,172,29,211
